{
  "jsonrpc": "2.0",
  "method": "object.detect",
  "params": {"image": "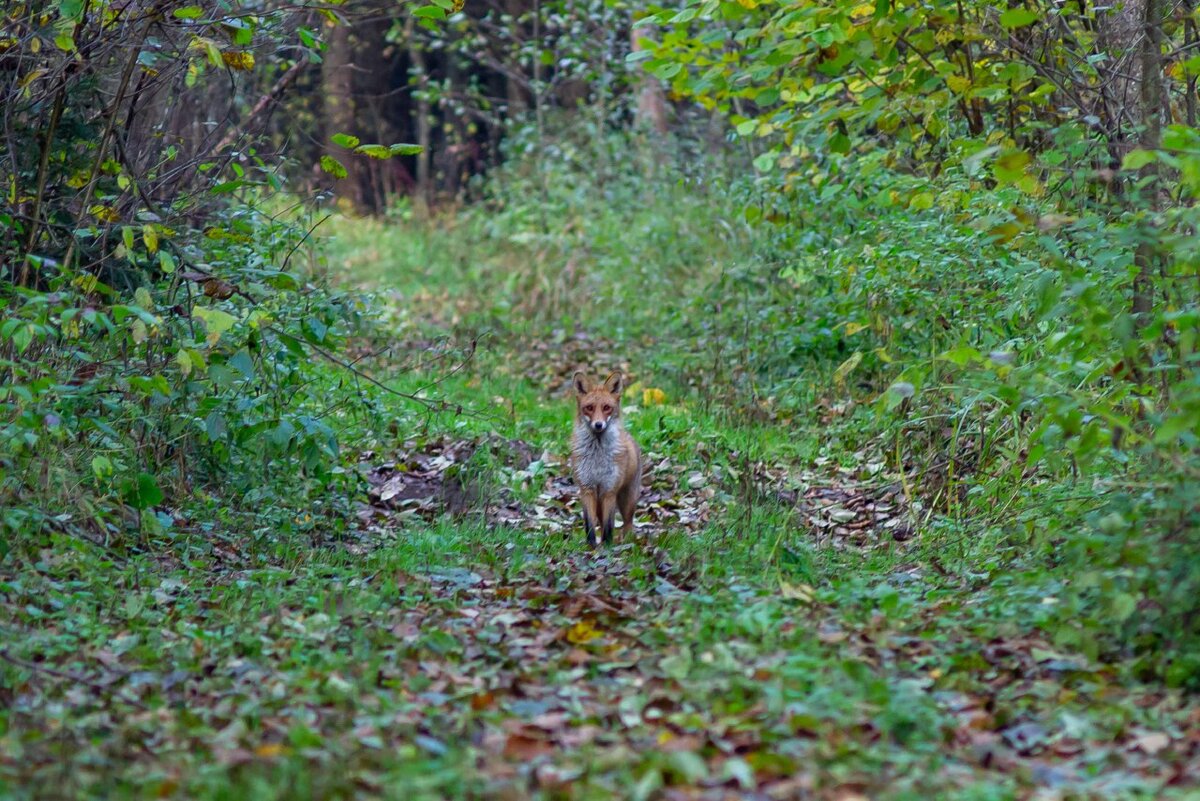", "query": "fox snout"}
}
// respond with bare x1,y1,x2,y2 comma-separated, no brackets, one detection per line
590,419,606,433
